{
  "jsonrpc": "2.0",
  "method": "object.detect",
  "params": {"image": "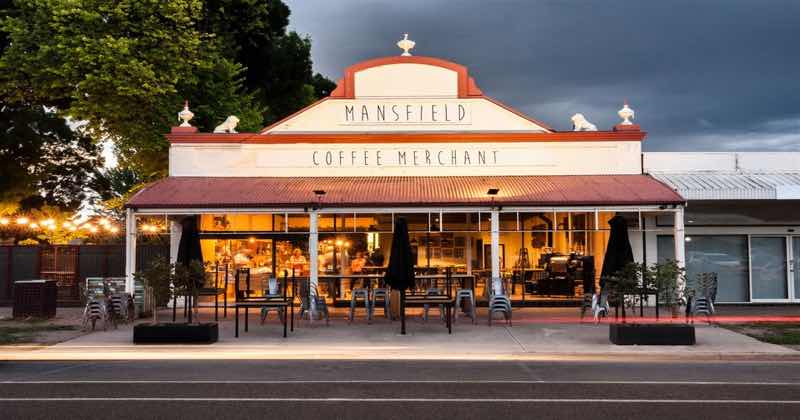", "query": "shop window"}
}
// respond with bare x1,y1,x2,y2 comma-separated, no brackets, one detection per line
499,212,518,231
570,212,595,231
399,213,429,232
598,211,640,231
287,214,310,232
520,212,553,231
657,235,750,303
356,213,394,232
319,213,354,232
200,214,285,232
442,212,479,232
479,212,492,232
